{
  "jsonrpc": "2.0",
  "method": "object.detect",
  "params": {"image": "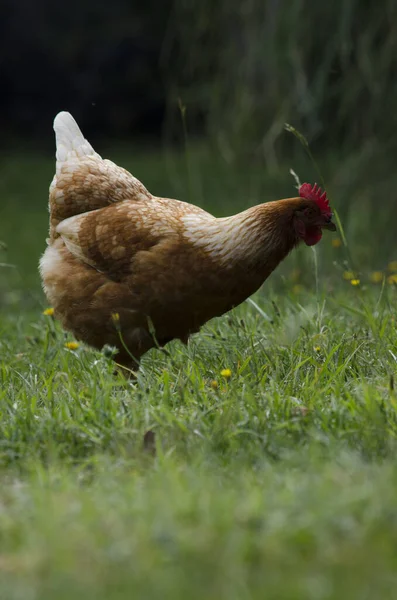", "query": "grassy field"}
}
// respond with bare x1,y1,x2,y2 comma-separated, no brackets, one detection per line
1,146,397,599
